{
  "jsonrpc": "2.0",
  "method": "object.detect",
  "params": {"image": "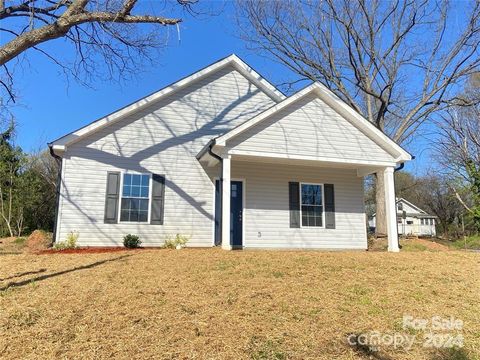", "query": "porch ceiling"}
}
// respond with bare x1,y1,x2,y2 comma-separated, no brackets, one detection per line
230,153,391,177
